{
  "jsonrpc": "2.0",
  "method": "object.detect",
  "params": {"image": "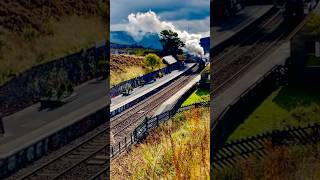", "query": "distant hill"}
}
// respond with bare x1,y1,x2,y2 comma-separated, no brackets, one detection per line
110,31,163,50
111,31,210,53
